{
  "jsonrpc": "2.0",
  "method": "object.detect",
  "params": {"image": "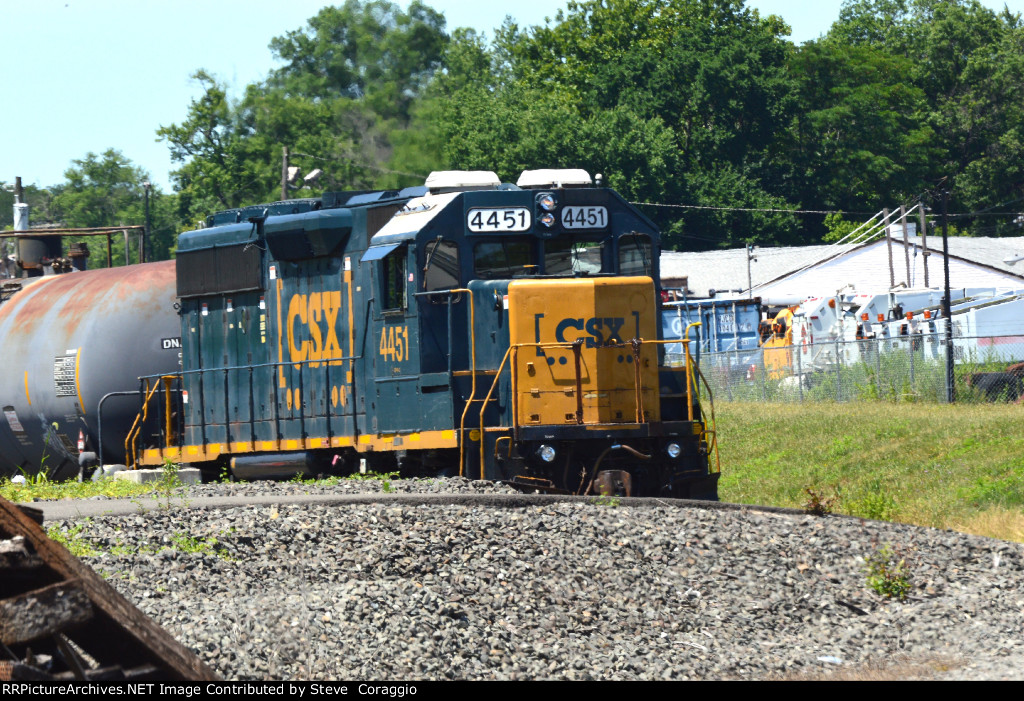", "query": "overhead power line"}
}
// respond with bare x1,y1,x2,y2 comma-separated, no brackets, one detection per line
291,152,427,180
631,199,1024,220
630,201,868,216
